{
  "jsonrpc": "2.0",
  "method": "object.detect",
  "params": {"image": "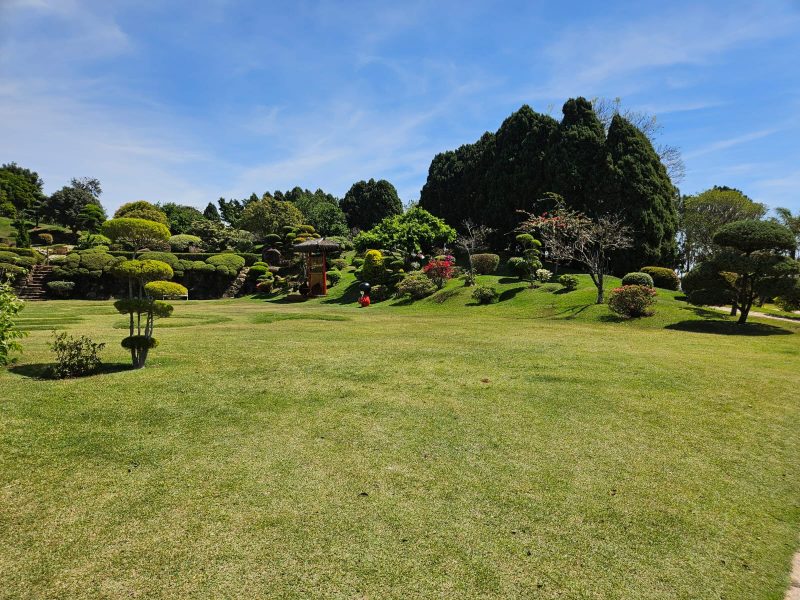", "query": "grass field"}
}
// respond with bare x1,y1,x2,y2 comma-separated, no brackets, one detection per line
2,273,799,598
